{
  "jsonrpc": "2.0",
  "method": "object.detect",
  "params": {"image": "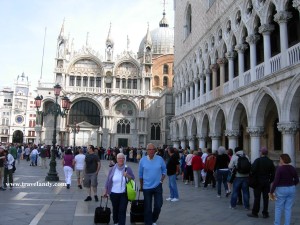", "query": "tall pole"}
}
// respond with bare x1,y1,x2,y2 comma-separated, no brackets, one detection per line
46,95,59,181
